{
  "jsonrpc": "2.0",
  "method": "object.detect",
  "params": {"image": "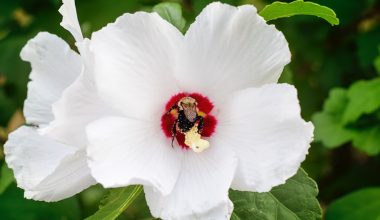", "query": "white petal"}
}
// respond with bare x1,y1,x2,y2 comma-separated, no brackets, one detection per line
5,126,75,188
199,199,233,220
21,32,81,125
144,143,237,220
4,126,95,201
178,2,290,103
90,12,182,120
86,116,182,195
44,39,113,147
45,74,105,147
59,0,83,42
24,150,95,202
215,84,313,192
